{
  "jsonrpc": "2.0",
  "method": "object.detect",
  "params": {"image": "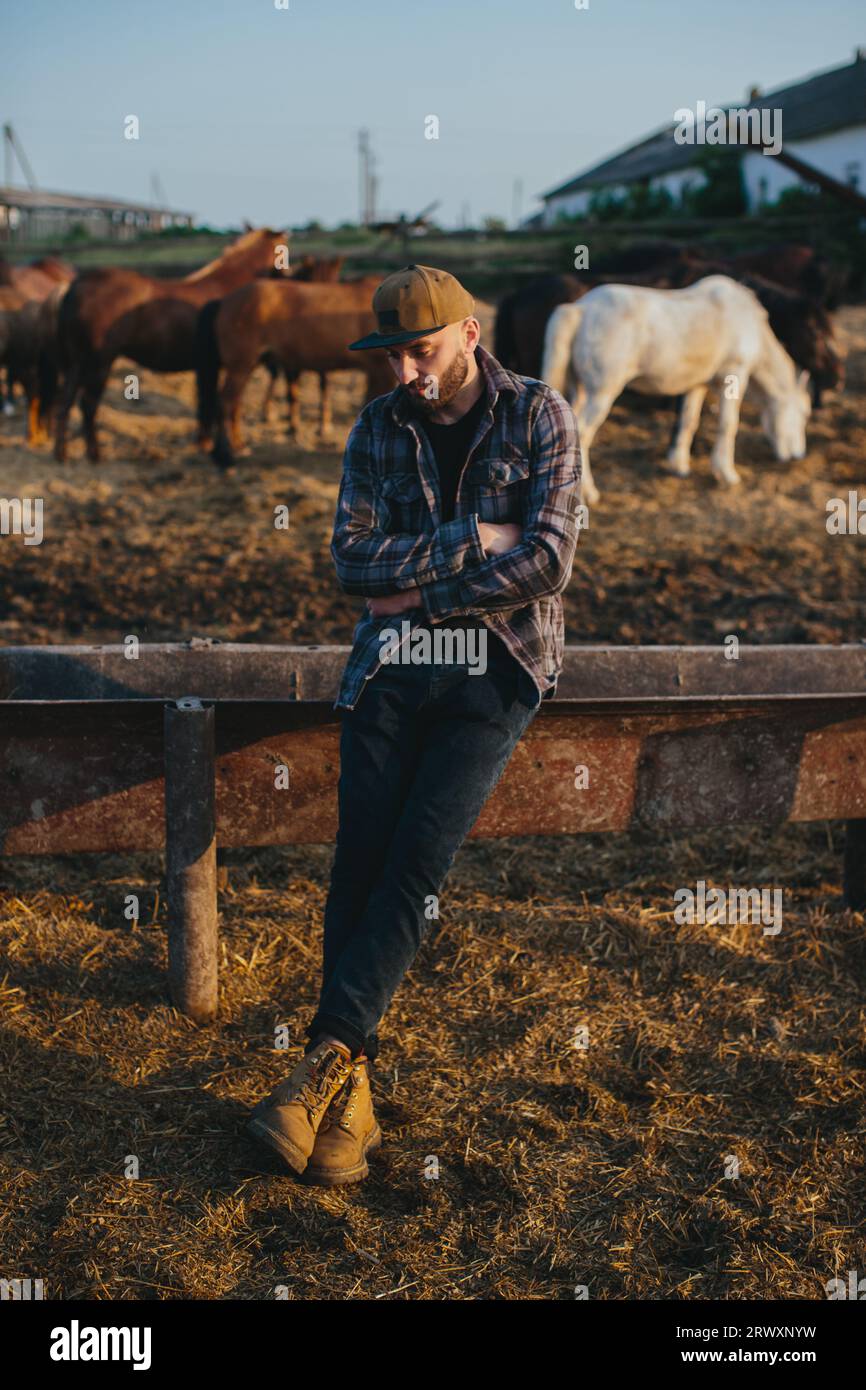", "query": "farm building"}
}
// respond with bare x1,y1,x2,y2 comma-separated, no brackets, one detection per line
539,50,866,223
0,186,194,243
